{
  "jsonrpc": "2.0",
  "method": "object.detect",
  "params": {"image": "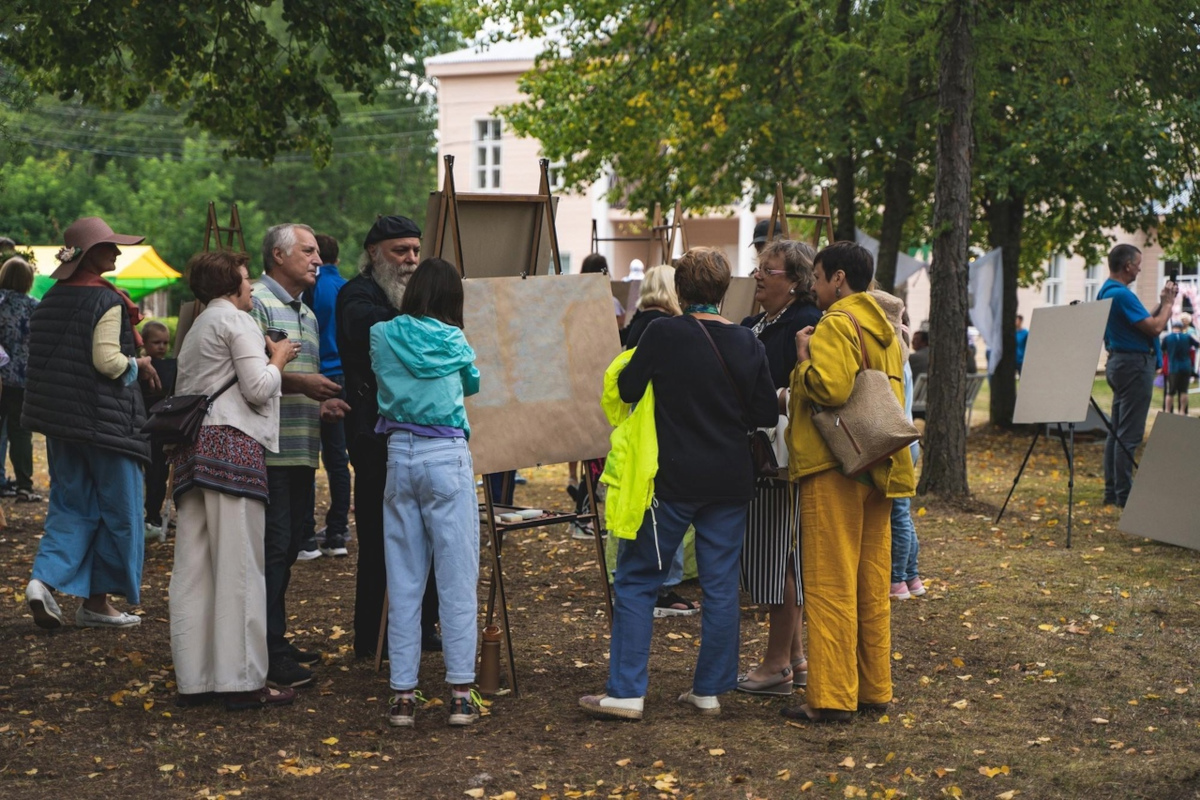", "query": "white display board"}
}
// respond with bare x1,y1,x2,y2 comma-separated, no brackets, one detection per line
1013,300,1112,425
1118,413,1200,552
